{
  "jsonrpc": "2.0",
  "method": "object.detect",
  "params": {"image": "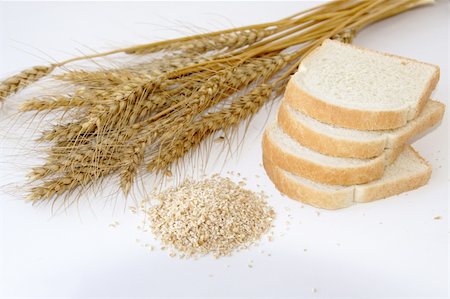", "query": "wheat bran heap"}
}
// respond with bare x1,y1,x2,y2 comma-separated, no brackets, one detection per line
148,175,275,258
